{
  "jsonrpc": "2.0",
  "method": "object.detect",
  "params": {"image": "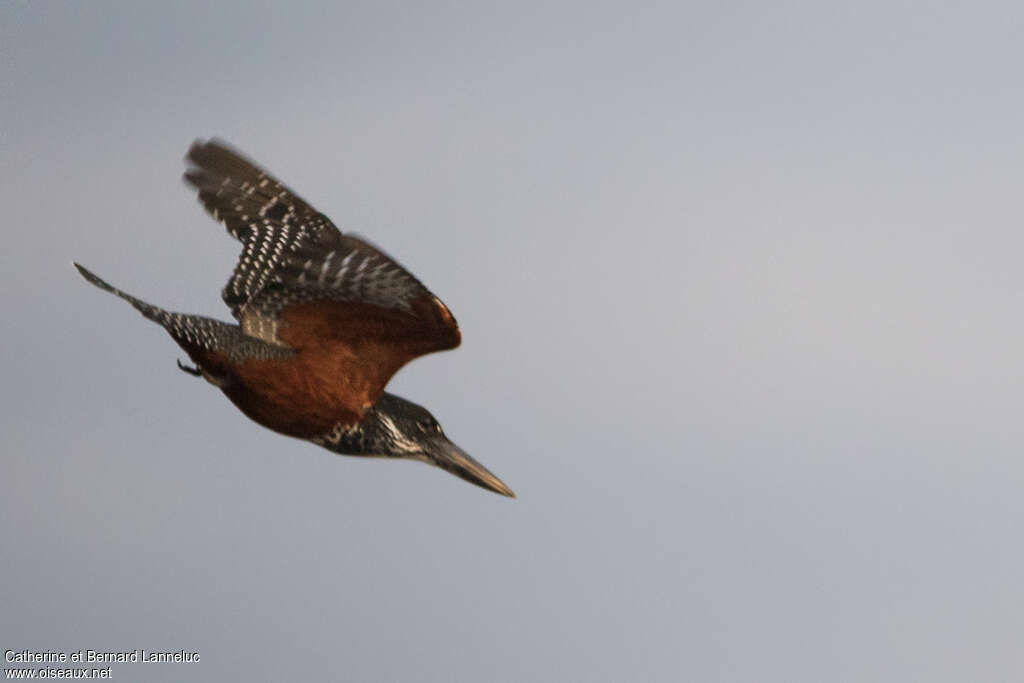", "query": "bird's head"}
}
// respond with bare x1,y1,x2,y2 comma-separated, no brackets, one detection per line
315,393,514,497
